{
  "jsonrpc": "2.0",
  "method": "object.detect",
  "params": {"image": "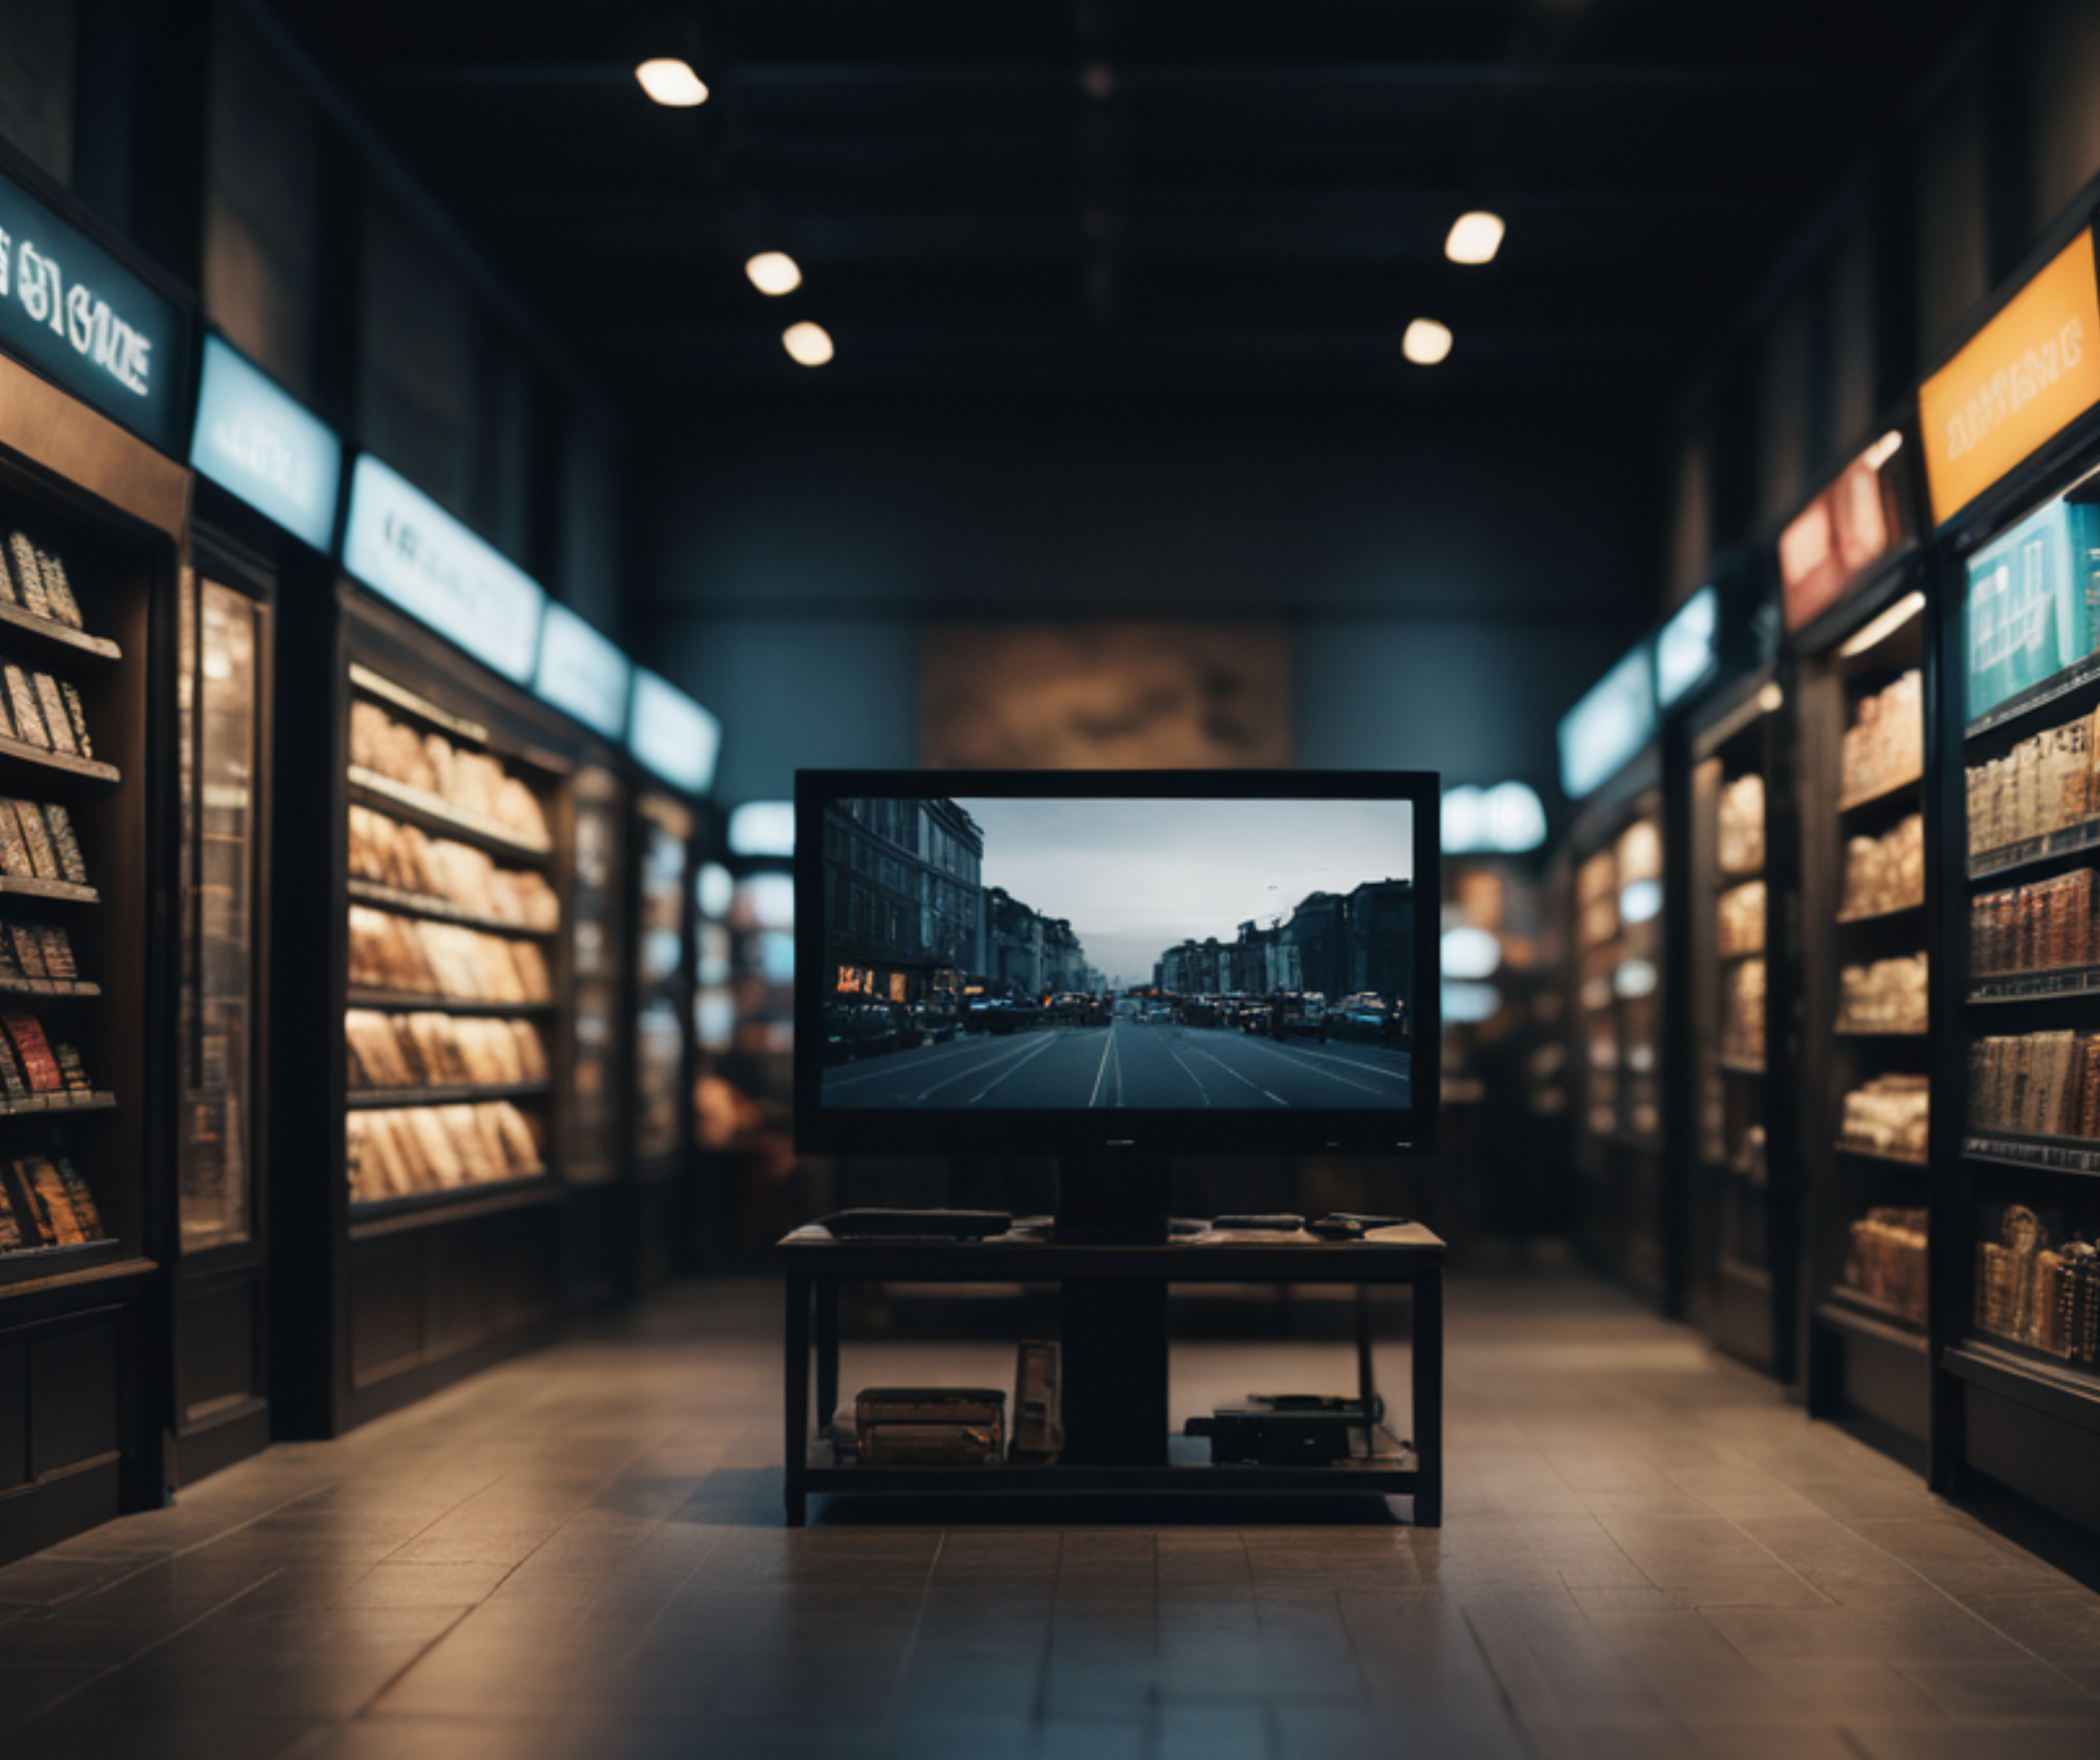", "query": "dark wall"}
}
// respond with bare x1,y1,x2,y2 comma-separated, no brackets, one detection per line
638,387,1657,804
